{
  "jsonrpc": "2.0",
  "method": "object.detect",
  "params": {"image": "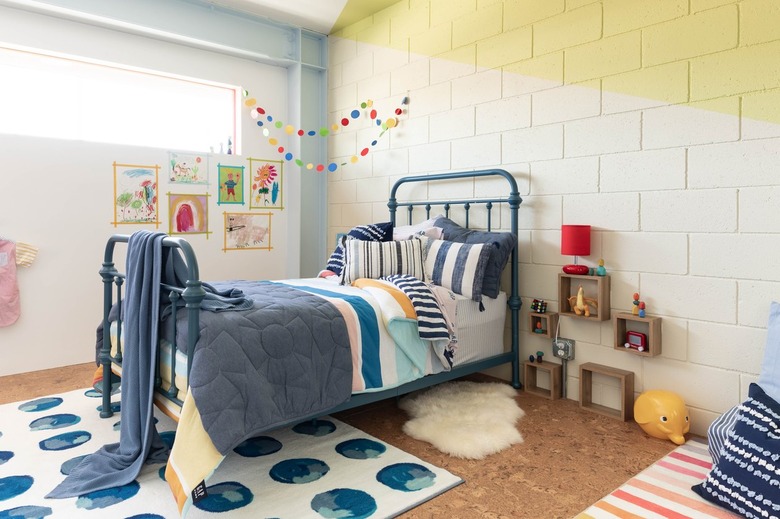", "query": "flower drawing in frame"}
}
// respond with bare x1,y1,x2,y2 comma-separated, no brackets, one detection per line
169,151,208,184
217,164,244,205
224,212,272,251
112,162,160,228
168,193,210,236
248,158,283,210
